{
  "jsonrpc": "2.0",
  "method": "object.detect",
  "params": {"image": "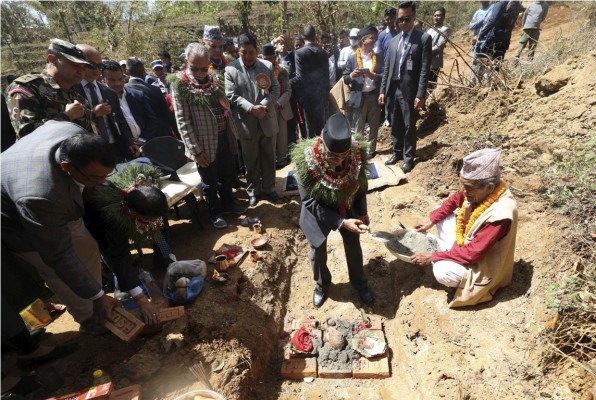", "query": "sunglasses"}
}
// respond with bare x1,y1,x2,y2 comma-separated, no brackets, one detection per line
189,66,210,73
397,16,412,23
86,62,103,70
